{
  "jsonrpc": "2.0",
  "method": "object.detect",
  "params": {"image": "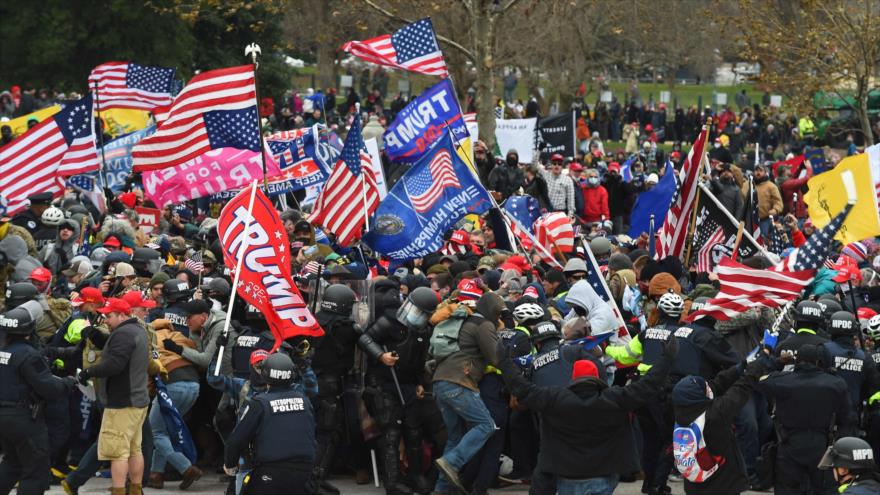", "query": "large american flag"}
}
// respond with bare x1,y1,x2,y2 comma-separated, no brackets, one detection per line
131,65,258,172
403,148,460,212
341,18,448,77
657,127,708,259
88,61,176,111
0,94,100,215
309,114,379,246
534,212,574,264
